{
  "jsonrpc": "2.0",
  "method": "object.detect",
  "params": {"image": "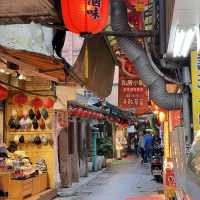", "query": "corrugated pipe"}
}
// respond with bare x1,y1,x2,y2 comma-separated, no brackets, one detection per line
111,0,183,110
